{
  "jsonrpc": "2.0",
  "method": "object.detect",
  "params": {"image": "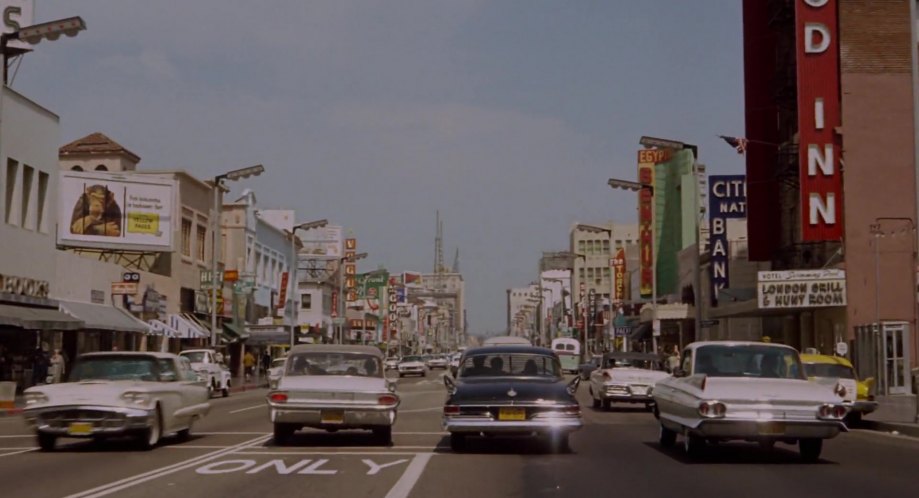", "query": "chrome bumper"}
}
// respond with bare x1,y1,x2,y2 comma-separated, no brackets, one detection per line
23,404,155,437
846,400,878,414
268,402,397,427
444,416,583,434
689,419,846,439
